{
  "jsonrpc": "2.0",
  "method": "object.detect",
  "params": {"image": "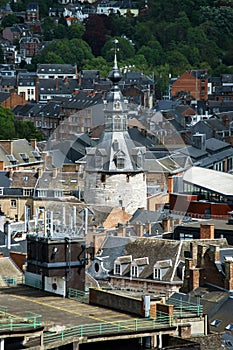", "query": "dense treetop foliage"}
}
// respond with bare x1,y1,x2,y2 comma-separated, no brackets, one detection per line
0,106,44,140
5,0,233,90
